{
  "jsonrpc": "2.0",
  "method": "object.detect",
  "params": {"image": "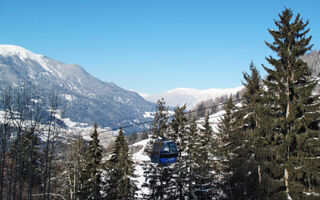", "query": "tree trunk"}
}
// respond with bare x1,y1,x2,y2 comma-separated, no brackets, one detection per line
27,135,35,200
42,127,51,200
11,140,18,200
7,158,14,200
0,124,7,200
258,165,262,184
284,168,289,194
47,141,55,200
18,135,24,200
